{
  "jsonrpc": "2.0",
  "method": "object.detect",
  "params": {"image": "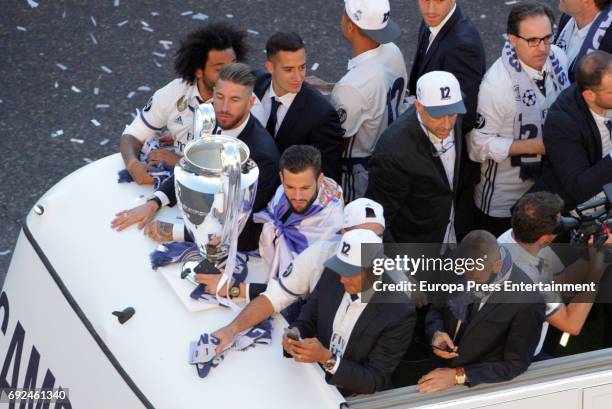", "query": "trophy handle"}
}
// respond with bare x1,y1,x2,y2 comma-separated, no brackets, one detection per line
193,103,216,138
217,141,242,307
